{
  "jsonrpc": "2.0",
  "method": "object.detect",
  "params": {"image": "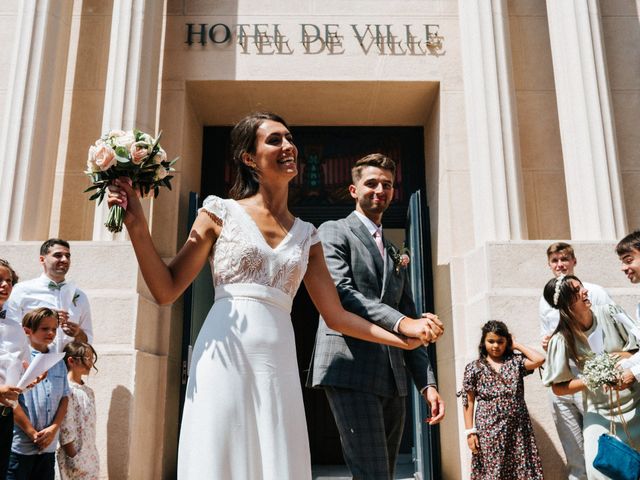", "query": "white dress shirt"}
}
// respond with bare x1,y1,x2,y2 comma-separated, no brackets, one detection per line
4,274,93,352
